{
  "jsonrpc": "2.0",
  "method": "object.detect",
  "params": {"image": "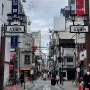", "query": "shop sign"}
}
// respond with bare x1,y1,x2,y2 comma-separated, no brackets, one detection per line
12,0,18,21
76,0,84,16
